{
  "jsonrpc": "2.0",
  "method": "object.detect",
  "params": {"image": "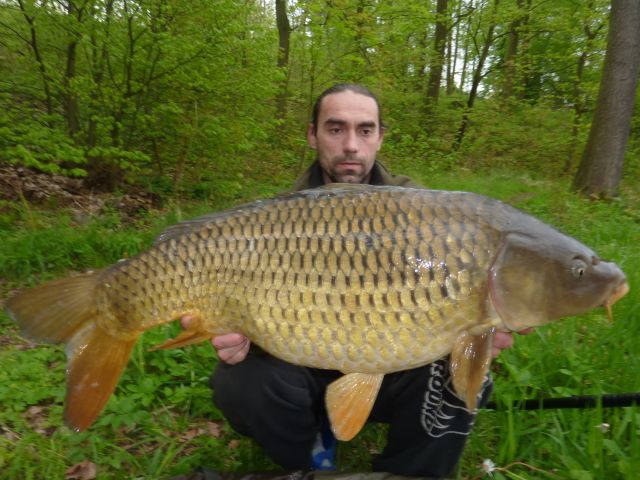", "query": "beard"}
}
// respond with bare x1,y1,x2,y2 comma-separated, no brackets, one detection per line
324,155,372,184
